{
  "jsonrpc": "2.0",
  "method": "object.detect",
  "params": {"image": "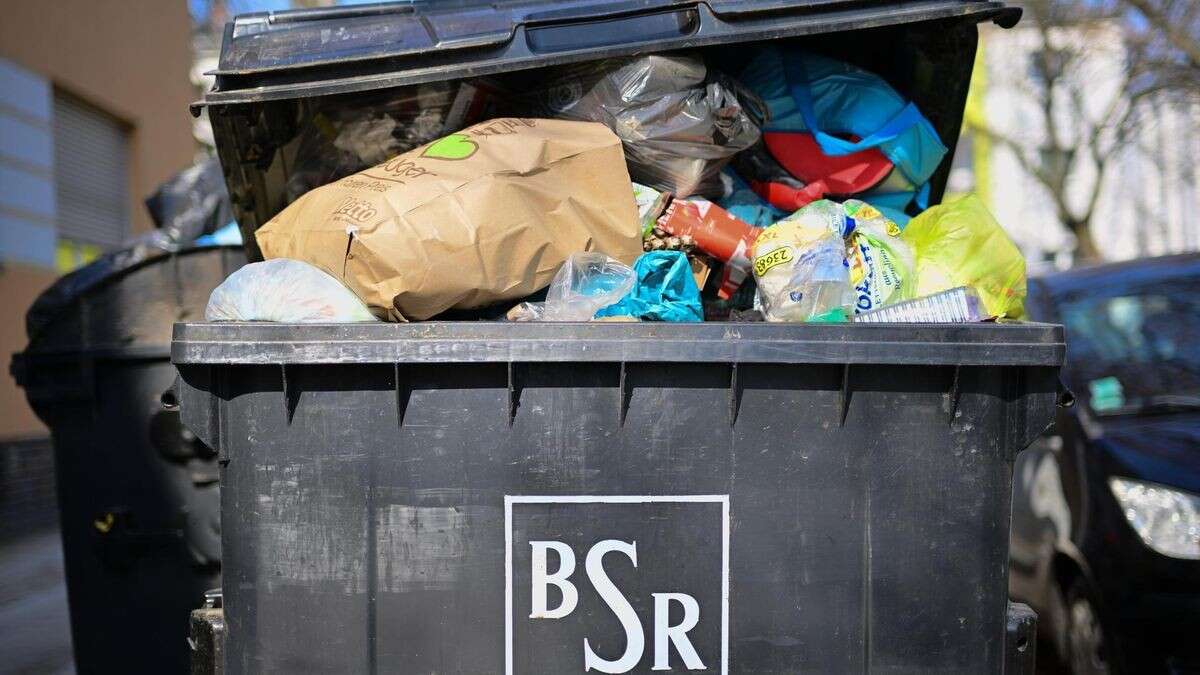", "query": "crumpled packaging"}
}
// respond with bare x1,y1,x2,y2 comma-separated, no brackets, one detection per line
900,194,1026,319
256,118,642,321
490,54,764,198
